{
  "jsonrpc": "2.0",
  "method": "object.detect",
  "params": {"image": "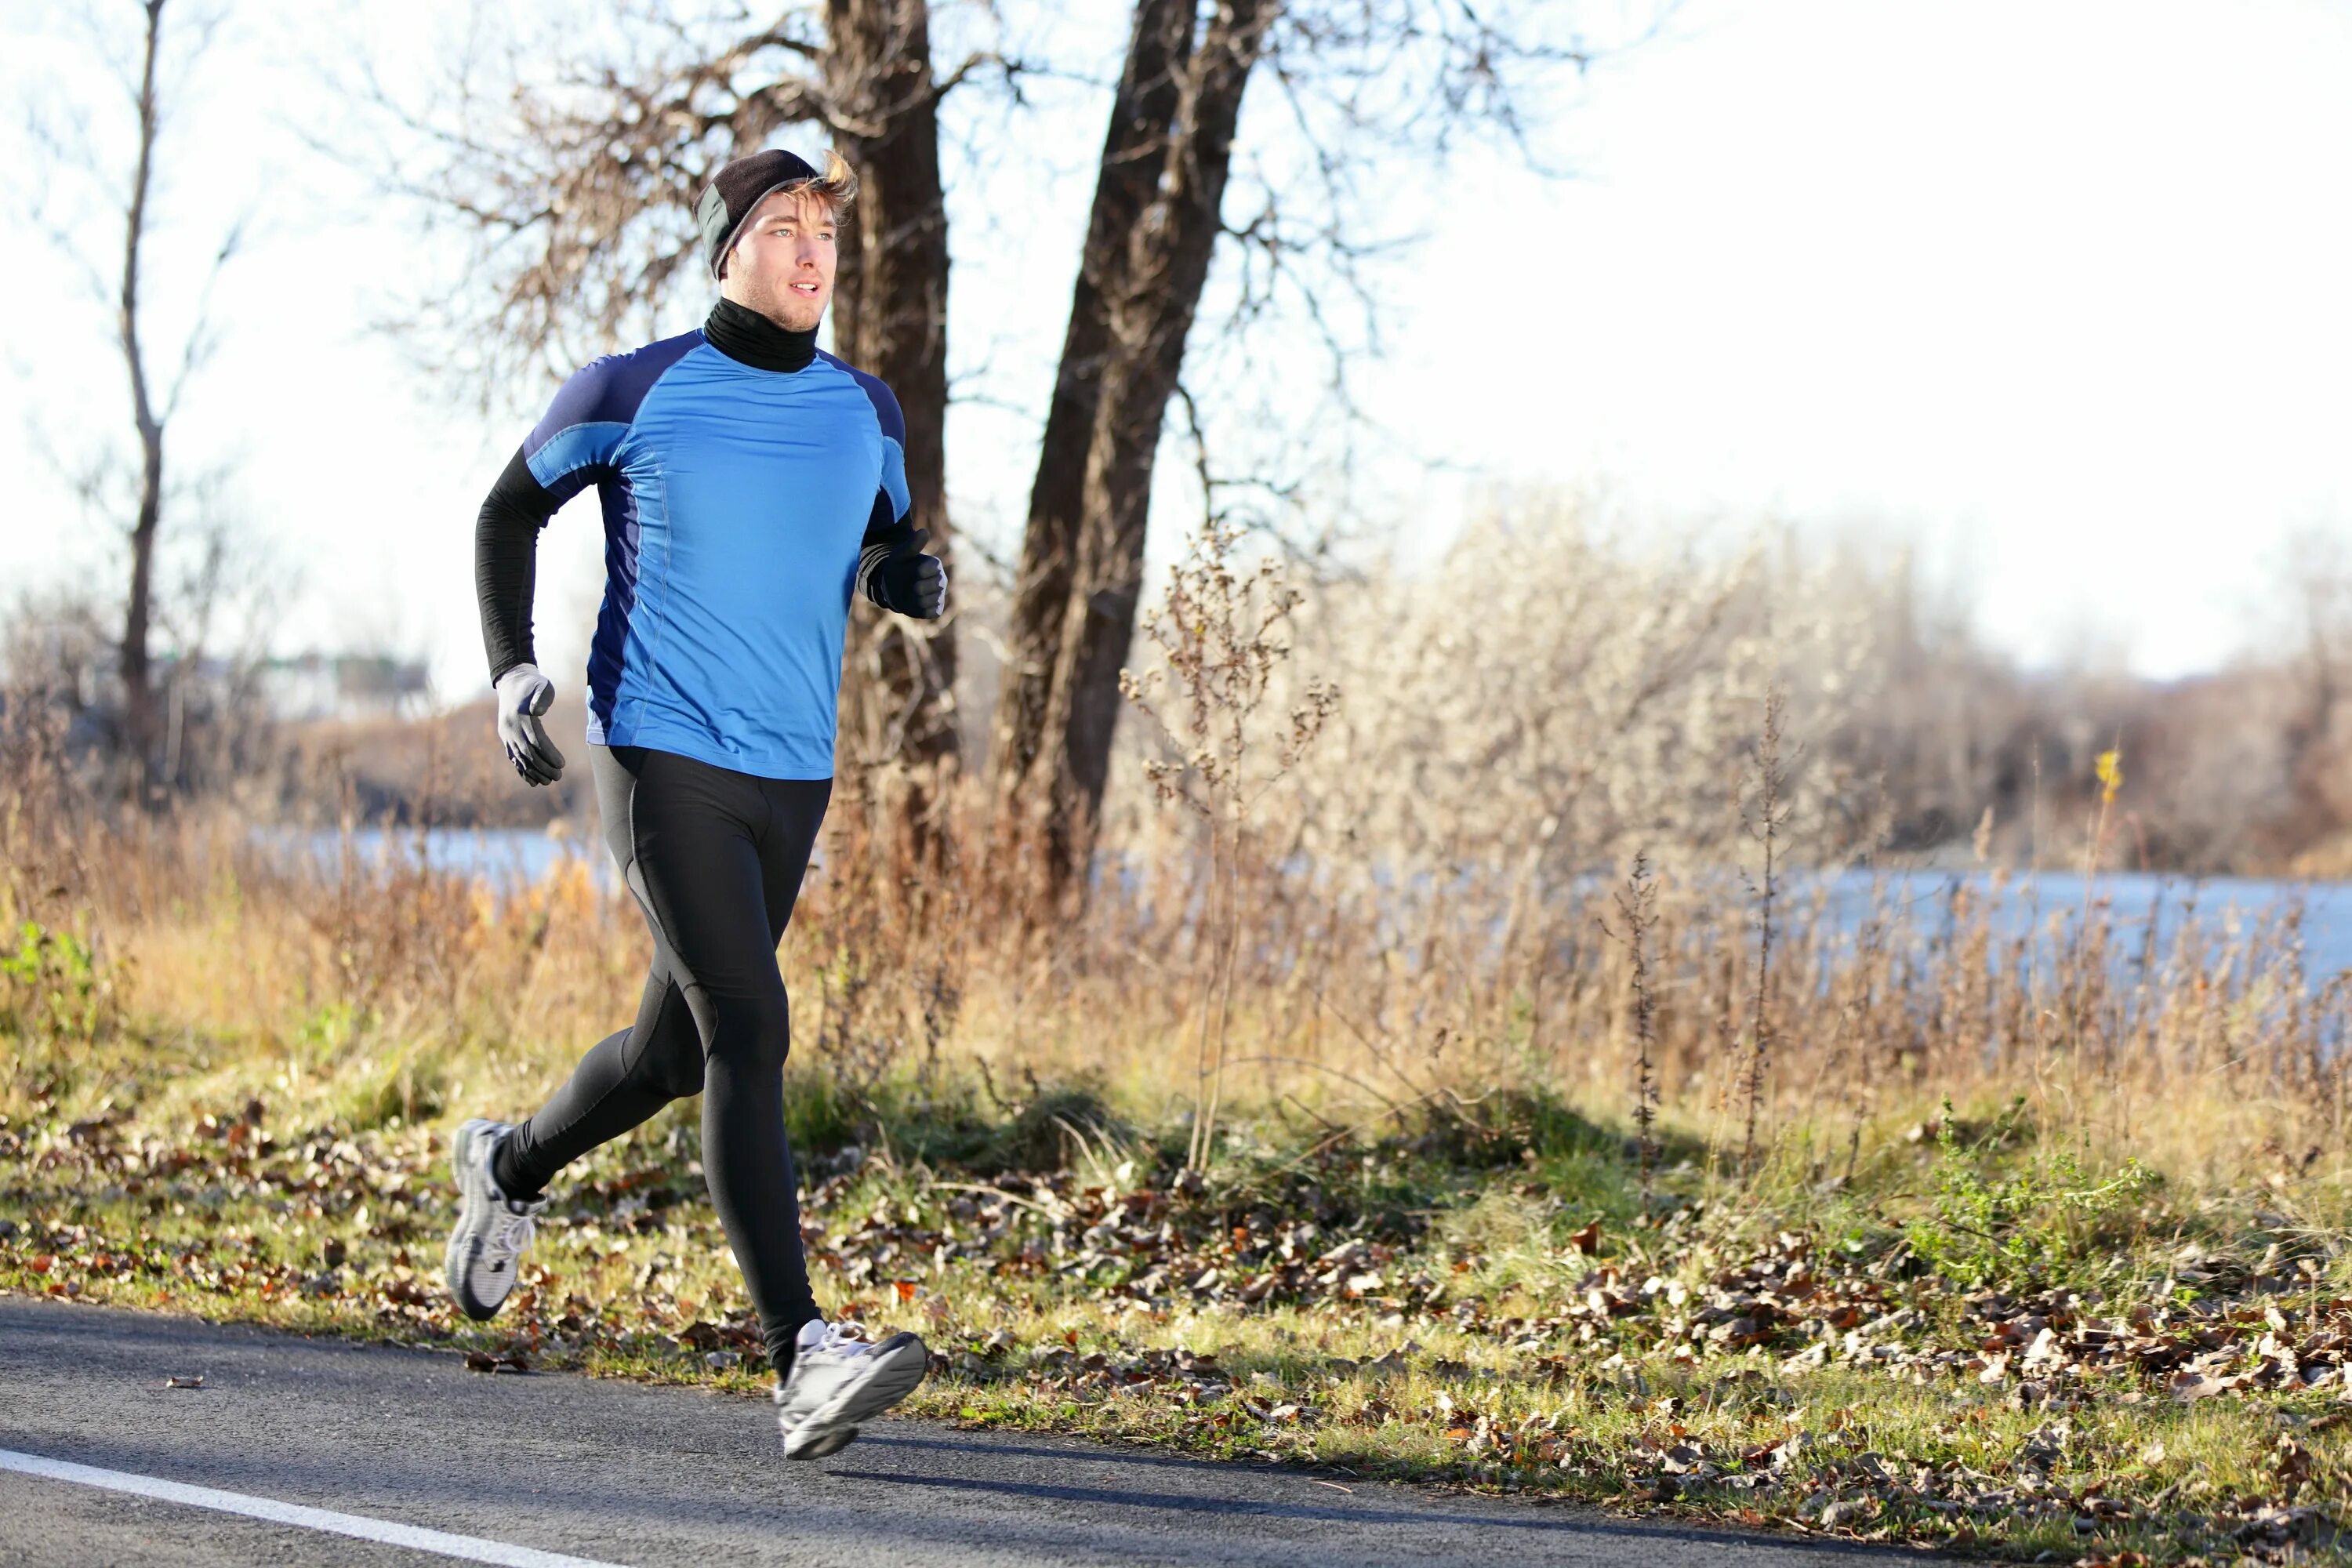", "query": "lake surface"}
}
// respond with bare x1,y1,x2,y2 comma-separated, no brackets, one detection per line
249,827,2352,980
250,825,626,891
1808,868,2352,982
